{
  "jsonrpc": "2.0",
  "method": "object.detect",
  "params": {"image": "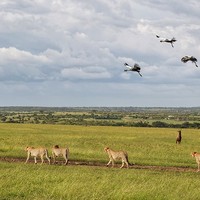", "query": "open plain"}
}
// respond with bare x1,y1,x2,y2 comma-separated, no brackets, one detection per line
1,123,200,199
